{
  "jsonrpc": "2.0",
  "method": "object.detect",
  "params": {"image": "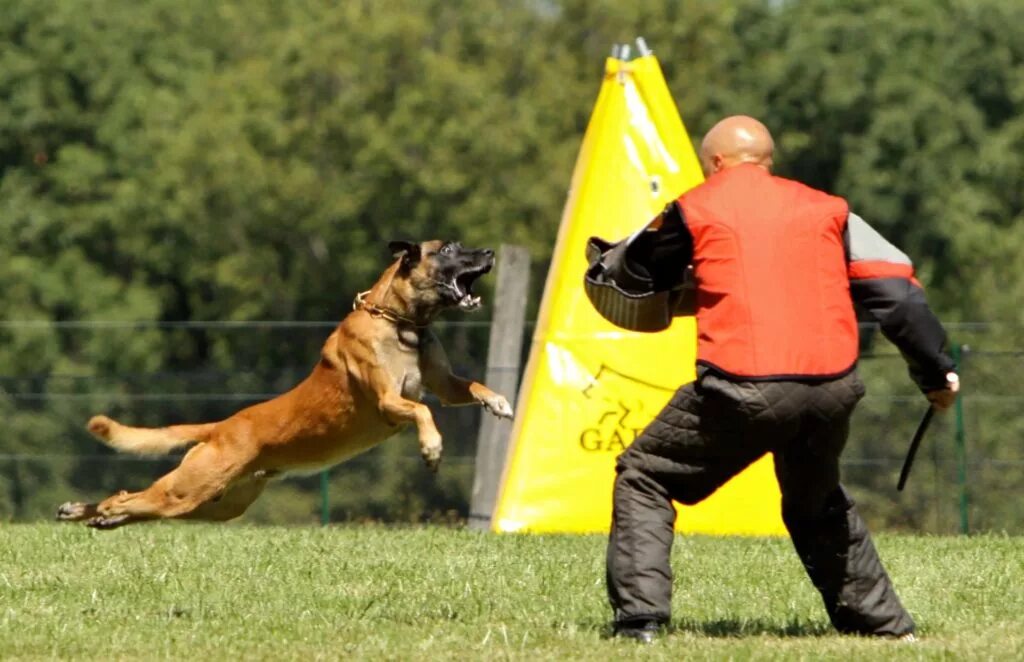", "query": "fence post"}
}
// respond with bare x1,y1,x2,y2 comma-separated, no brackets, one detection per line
469,244,531,530
952,343,969,534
